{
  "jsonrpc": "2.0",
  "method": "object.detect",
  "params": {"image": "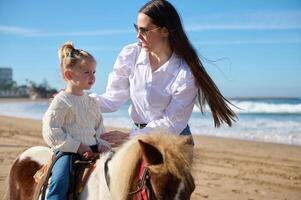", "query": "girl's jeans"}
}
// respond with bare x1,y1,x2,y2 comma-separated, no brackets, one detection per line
46,151,73,200
47,145,97,200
